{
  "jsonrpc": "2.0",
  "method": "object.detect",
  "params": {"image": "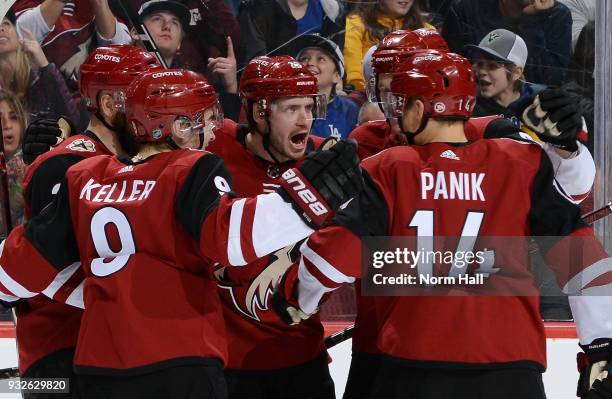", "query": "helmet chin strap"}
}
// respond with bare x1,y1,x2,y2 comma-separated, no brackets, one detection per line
398,112,429,145
165,136,181,150
261,116,284,166
197,132,205,150
95,110,118,132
